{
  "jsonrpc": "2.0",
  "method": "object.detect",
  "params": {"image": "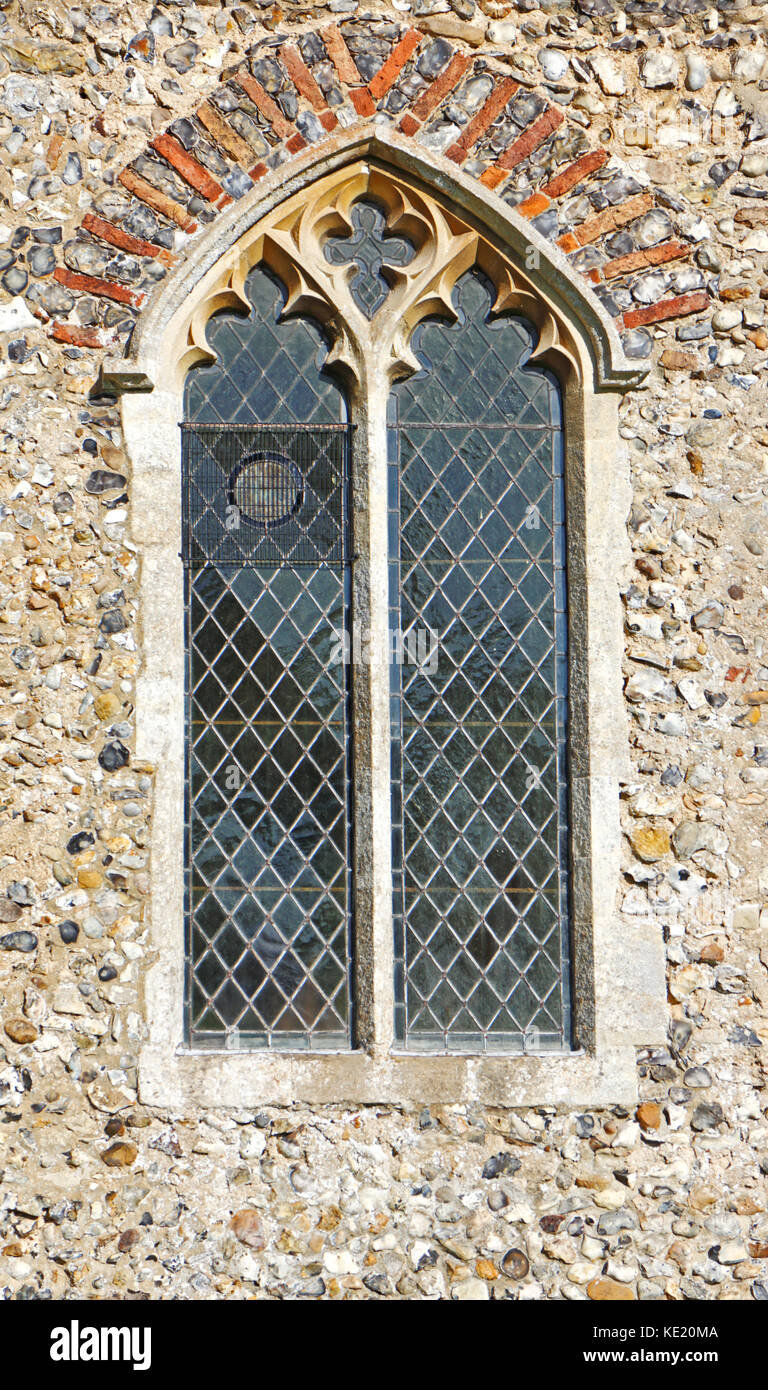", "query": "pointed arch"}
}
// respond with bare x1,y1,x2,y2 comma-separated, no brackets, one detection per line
103,128,649,402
